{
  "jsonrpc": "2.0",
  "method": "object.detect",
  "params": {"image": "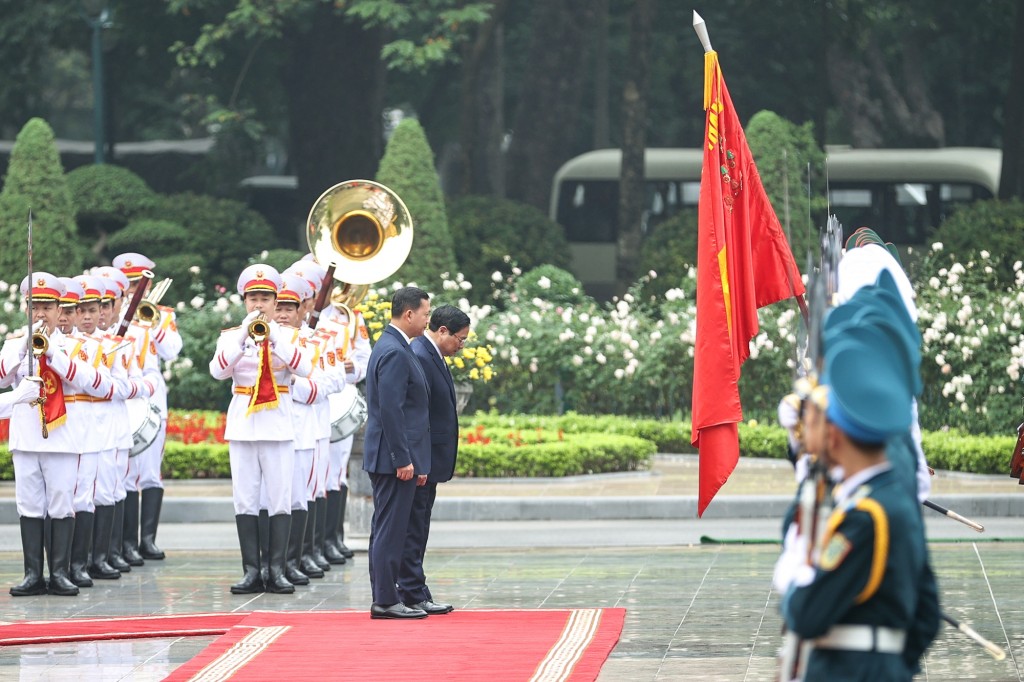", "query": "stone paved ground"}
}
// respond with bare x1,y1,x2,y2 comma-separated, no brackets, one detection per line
0,539,1019,681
